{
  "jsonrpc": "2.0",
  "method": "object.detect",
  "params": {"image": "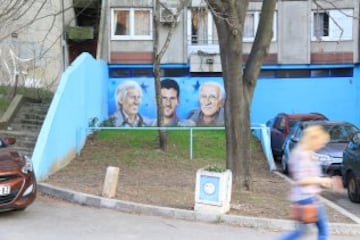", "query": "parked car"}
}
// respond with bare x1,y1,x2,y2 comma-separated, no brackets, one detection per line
342,132,360,203
267,112,328,161
0,137,37,212
281,120,359,176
